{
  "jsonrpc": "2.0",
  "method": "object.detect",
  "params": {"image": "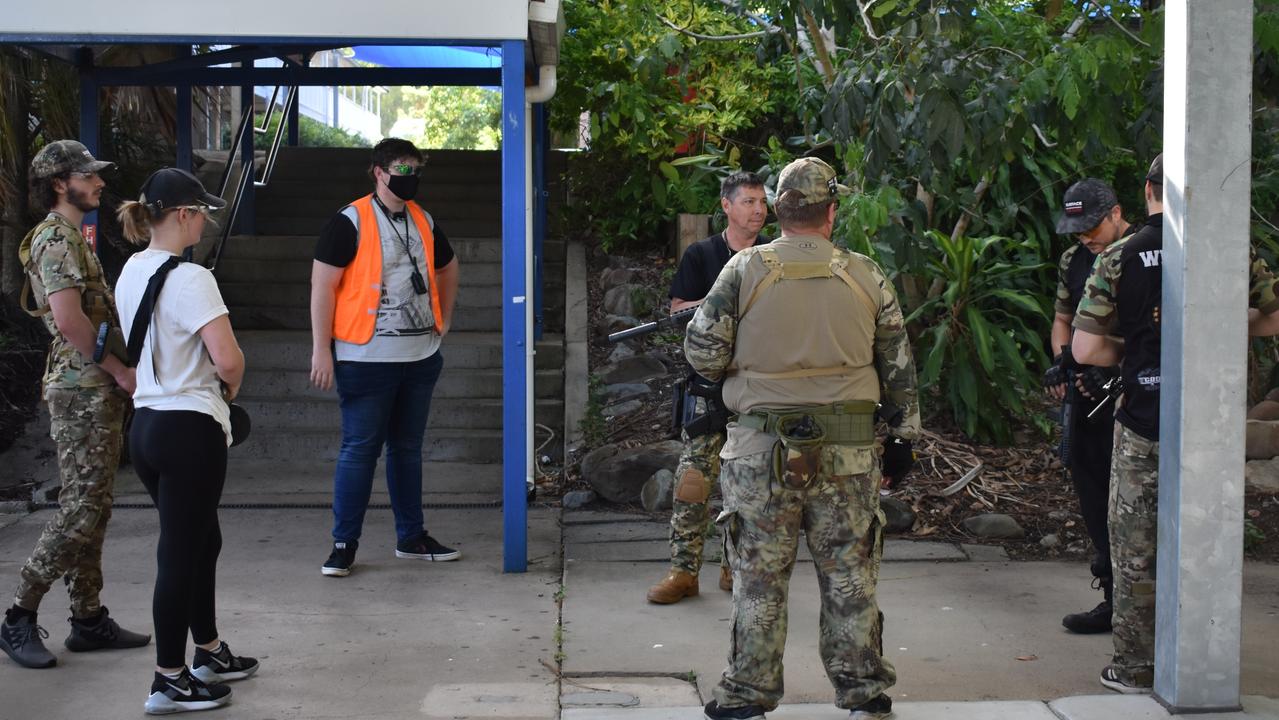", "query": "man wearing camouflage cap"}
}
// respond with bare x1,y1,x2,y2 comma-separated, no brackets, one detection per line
1043,177,1130,636
685,156,918,720
1,140,149,670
